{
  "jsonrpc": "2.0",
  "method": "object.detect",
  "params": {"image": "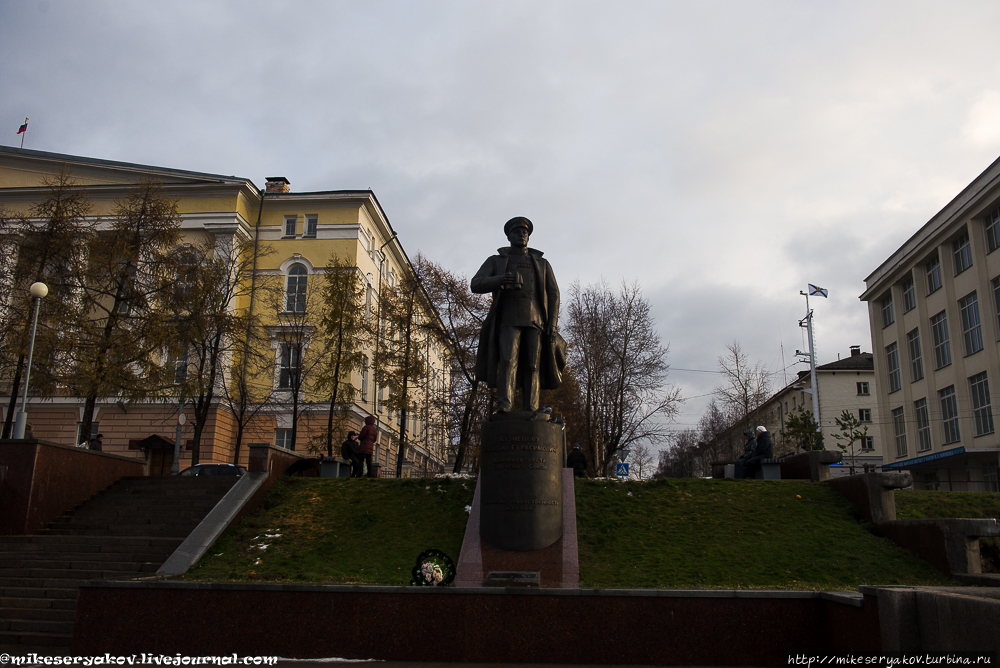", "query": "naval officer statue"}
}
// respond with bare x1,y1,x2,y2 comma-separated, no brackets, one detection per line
471,216,564,413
